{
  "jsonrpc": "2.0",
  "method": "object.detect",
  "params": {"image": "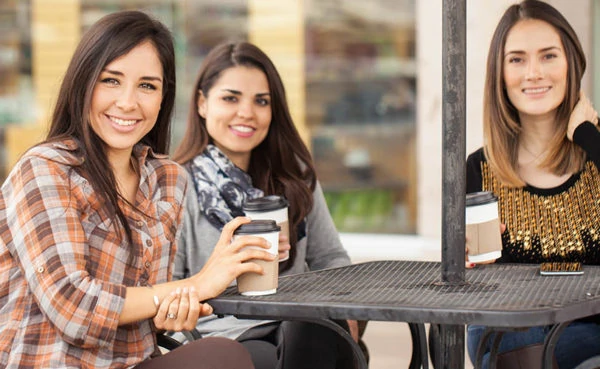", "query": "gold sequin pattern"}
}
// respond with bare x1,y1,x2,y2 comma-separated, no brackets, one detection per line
481,161,600,262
